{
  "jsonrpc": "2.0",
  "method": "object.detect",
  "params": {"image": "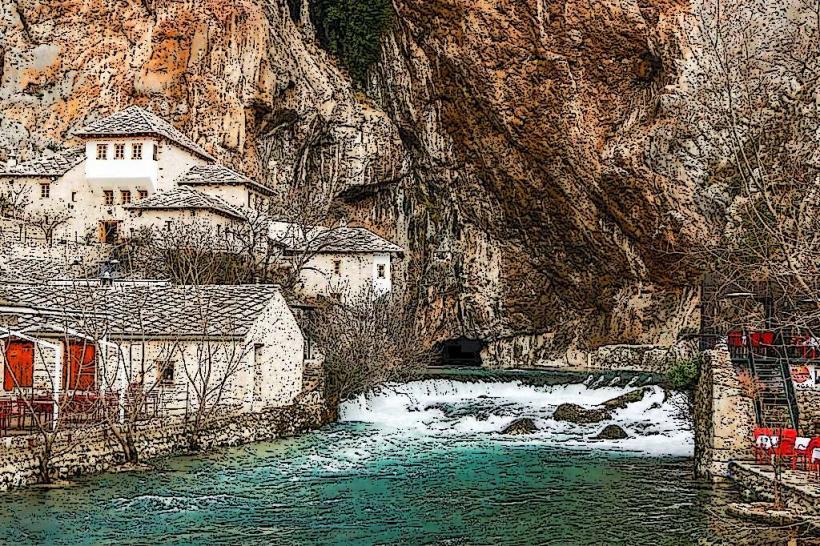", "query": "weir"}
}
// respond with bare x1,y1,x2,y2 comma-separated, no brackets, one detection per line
339,377,693,456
